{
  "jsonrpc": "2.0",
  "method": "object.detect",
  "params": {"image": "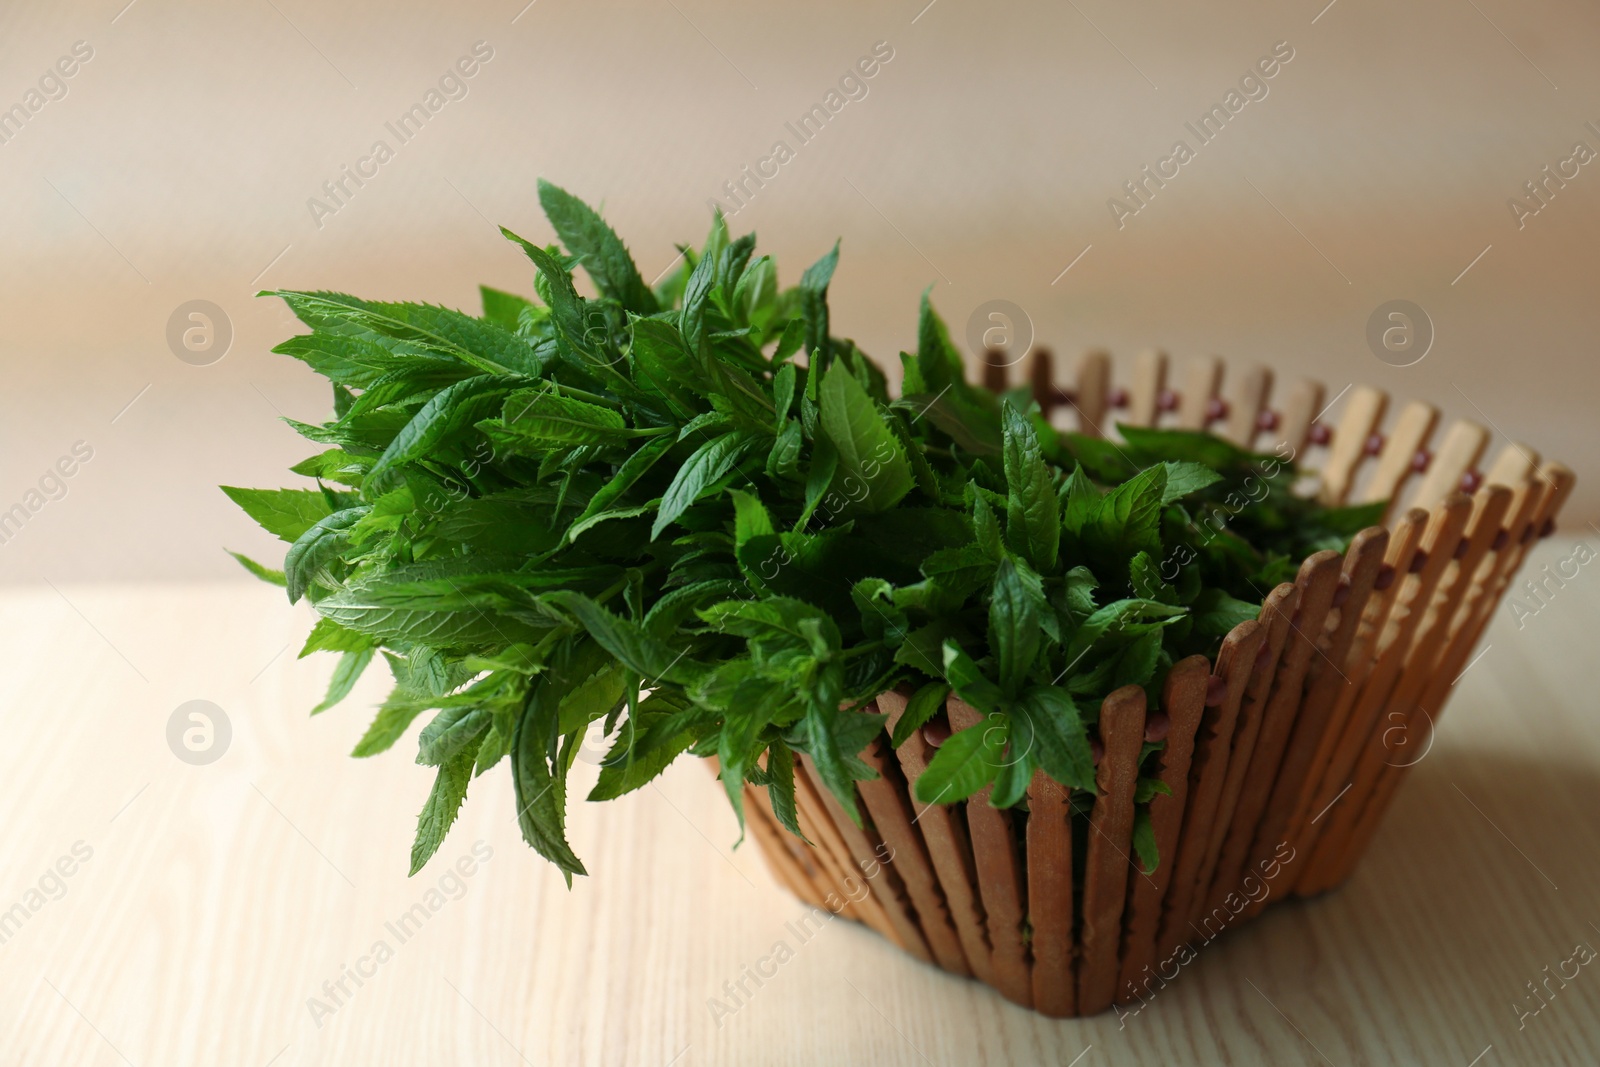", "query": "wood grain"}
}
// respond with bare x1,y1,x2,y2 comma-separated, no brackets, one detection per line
5,579,1600,1065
